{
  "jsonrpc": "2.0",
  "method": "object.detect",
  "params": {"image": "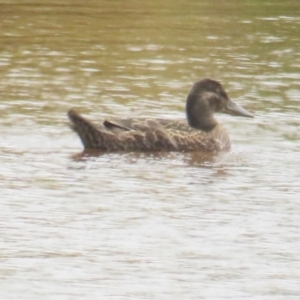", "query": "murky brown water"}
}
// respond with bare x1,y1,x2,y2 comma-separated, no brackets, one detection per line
1,0,300,299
